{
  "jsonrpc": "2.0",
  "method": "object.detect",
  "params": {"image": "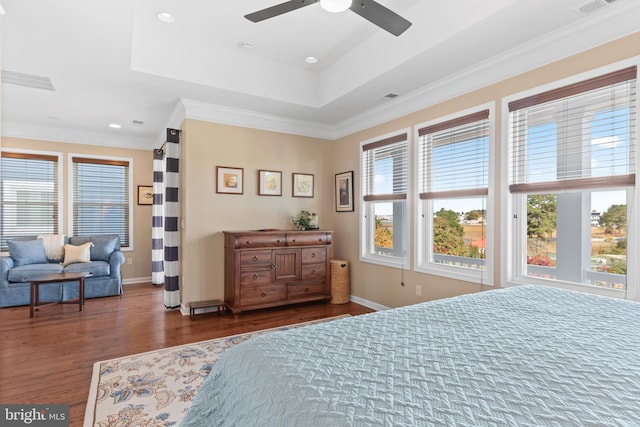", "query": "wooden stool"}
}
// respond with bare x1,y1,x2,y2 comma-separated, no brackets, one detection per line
189,299,226,320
